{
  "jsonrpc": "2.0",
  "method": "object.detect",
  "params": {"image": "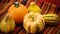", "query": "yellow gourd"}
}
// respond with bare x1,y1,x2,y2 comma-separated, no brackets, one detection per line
23,12,45,33
0,14,15,33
